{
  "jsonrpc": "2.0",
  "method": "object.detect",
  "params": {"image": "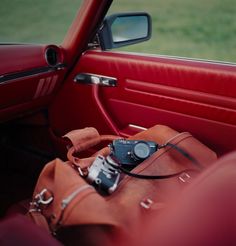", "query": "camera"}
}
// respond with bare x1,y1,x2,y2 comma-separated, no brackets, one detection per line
86,139,158,194
110,139,158,166
86,155,120,194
